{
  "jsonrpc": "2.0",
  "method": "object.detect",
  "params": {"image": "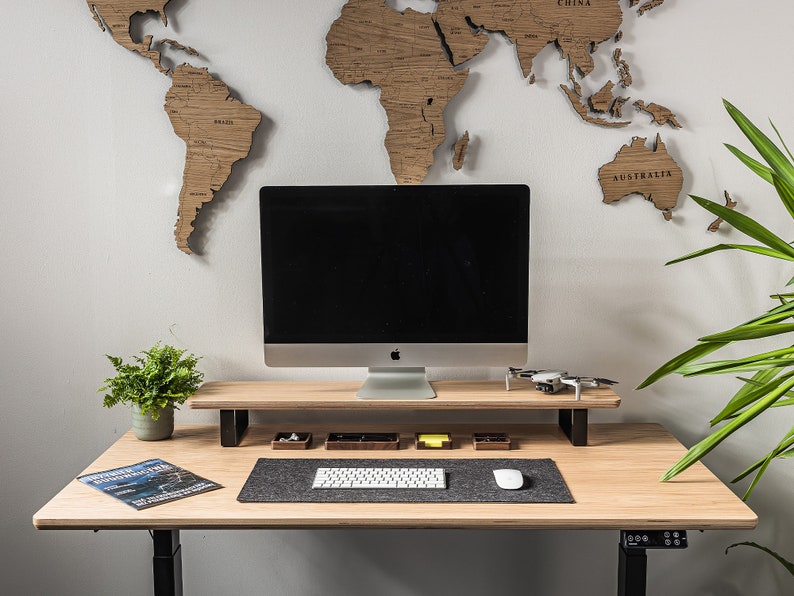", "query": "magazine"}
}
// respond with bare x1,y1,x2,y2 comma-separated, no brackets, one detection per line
78,459,222,510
